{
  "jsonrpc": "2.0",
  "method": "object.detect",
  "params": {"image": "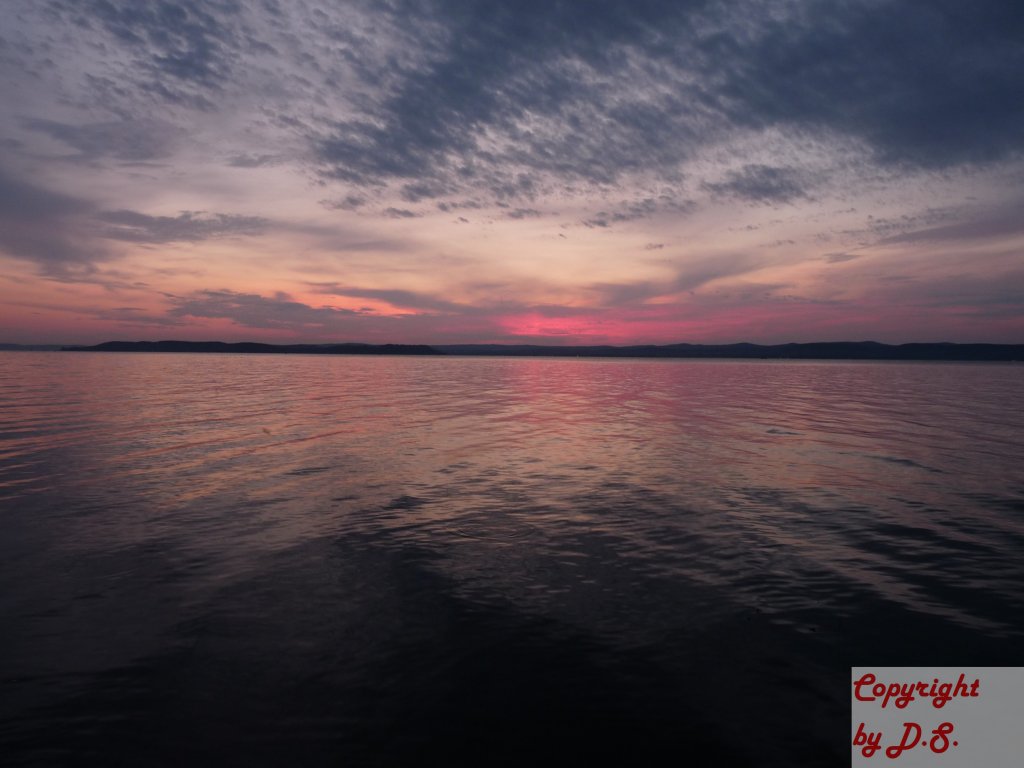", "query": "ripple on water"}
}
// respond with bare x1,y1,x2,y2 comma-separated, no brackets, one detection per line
449,512,541,542
1,353,1022,765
